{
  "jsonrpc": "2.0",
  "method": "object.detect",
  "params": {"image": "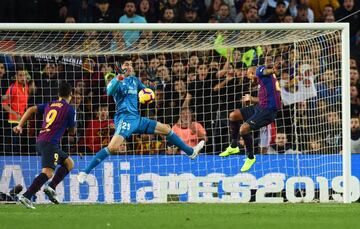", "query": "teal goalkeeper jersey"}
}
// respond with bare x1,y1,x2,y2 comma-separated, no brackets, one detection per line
107,75,146,116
